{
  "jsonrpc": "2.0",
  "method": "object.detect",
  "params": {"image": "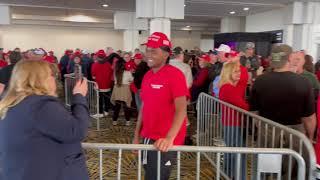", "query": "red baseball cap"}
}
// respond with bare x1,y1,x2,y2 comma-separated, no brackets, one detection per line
134,53,143,60
143,32,172,49
225,50,240,58
199,54,211,62
95,49,106,58
73,51,82,57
